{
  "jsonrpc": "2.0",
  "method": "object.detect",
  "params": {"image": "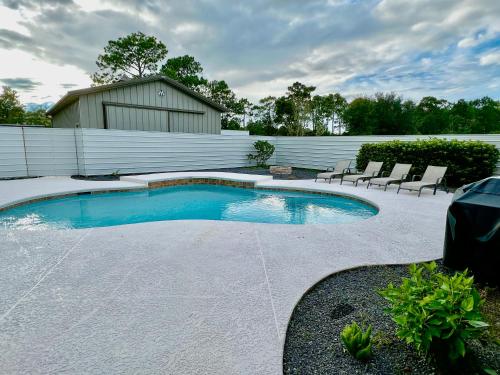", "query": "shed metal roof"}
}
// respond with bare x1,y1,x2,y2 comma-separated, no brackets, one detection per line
47,75,228,116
